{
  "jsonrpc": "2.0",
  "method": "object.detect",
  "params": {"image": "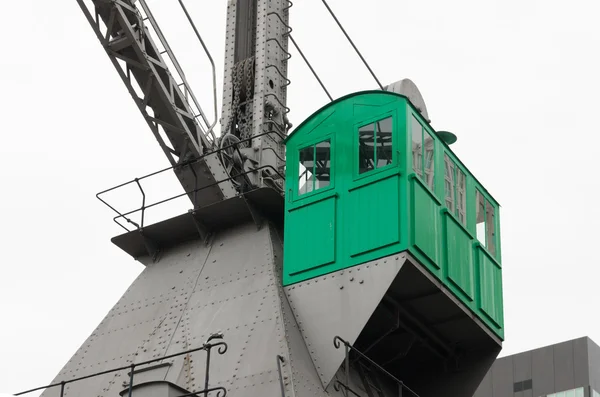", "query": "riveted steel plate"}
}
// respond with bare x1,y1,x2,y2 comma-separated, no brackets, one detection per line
284,253,408,389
